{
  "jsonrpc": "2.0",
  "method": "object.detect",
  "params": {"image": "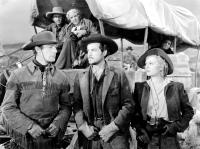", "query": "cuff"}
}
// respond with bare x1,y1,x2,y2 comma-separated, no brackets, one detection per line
110,121,119,132
78,121,94,138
